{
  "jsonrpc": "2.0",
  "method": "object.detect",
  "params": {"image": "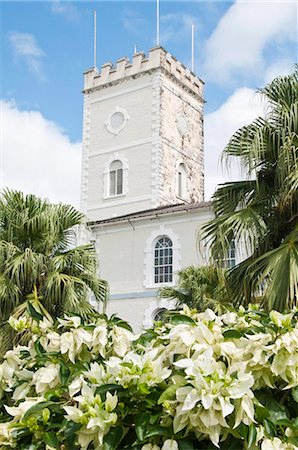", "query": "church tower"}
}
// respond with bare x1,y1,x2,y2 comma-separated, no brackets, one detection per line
80,47,205,221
